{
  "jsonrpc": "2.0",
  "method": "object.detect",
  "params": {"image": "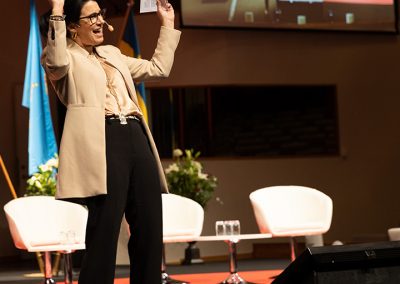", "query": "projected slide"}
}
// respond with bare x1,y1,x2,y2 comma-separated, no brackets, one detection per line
181,0,396,32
